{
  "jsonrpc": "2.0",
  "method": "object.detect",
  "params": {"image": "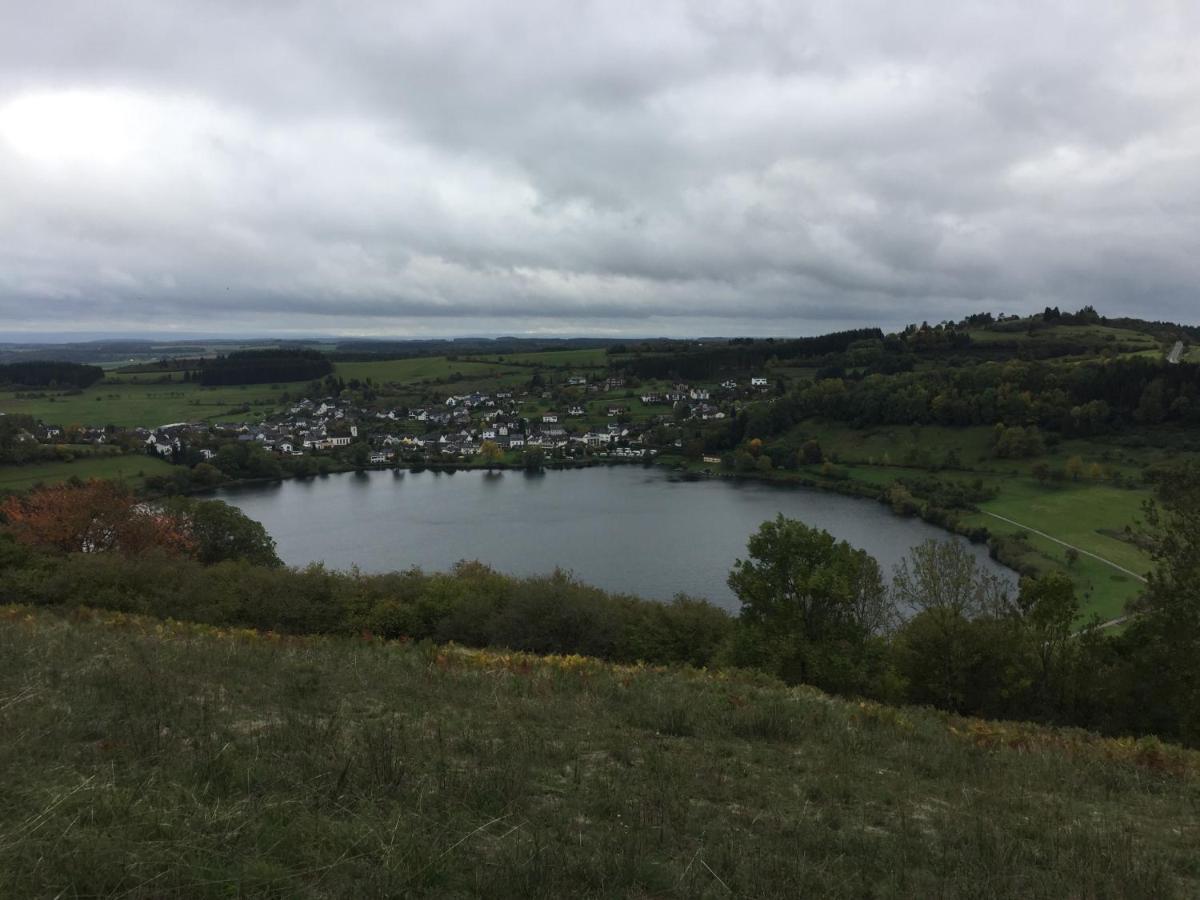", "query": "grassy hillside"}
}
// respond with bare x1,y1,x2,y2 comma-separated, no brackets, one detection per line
1,605,1197,898
761,420,1163,621
334,356,527,385
0,453,174,492
0,380,305,427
